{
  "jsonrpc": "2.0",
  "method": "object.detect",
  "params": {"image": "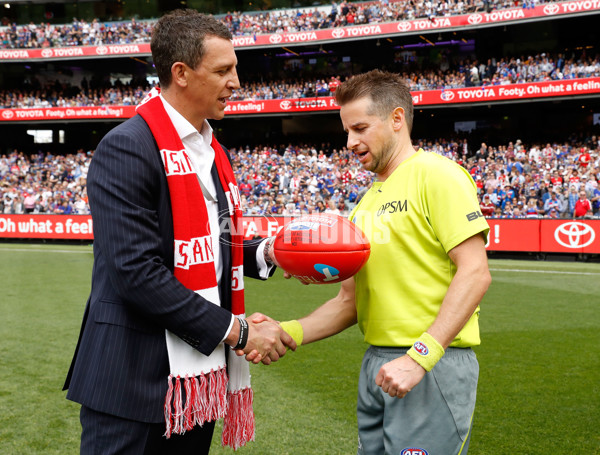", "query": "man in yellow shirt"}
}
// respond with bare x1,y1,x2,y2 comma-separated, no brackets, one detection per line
263,70,490,454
